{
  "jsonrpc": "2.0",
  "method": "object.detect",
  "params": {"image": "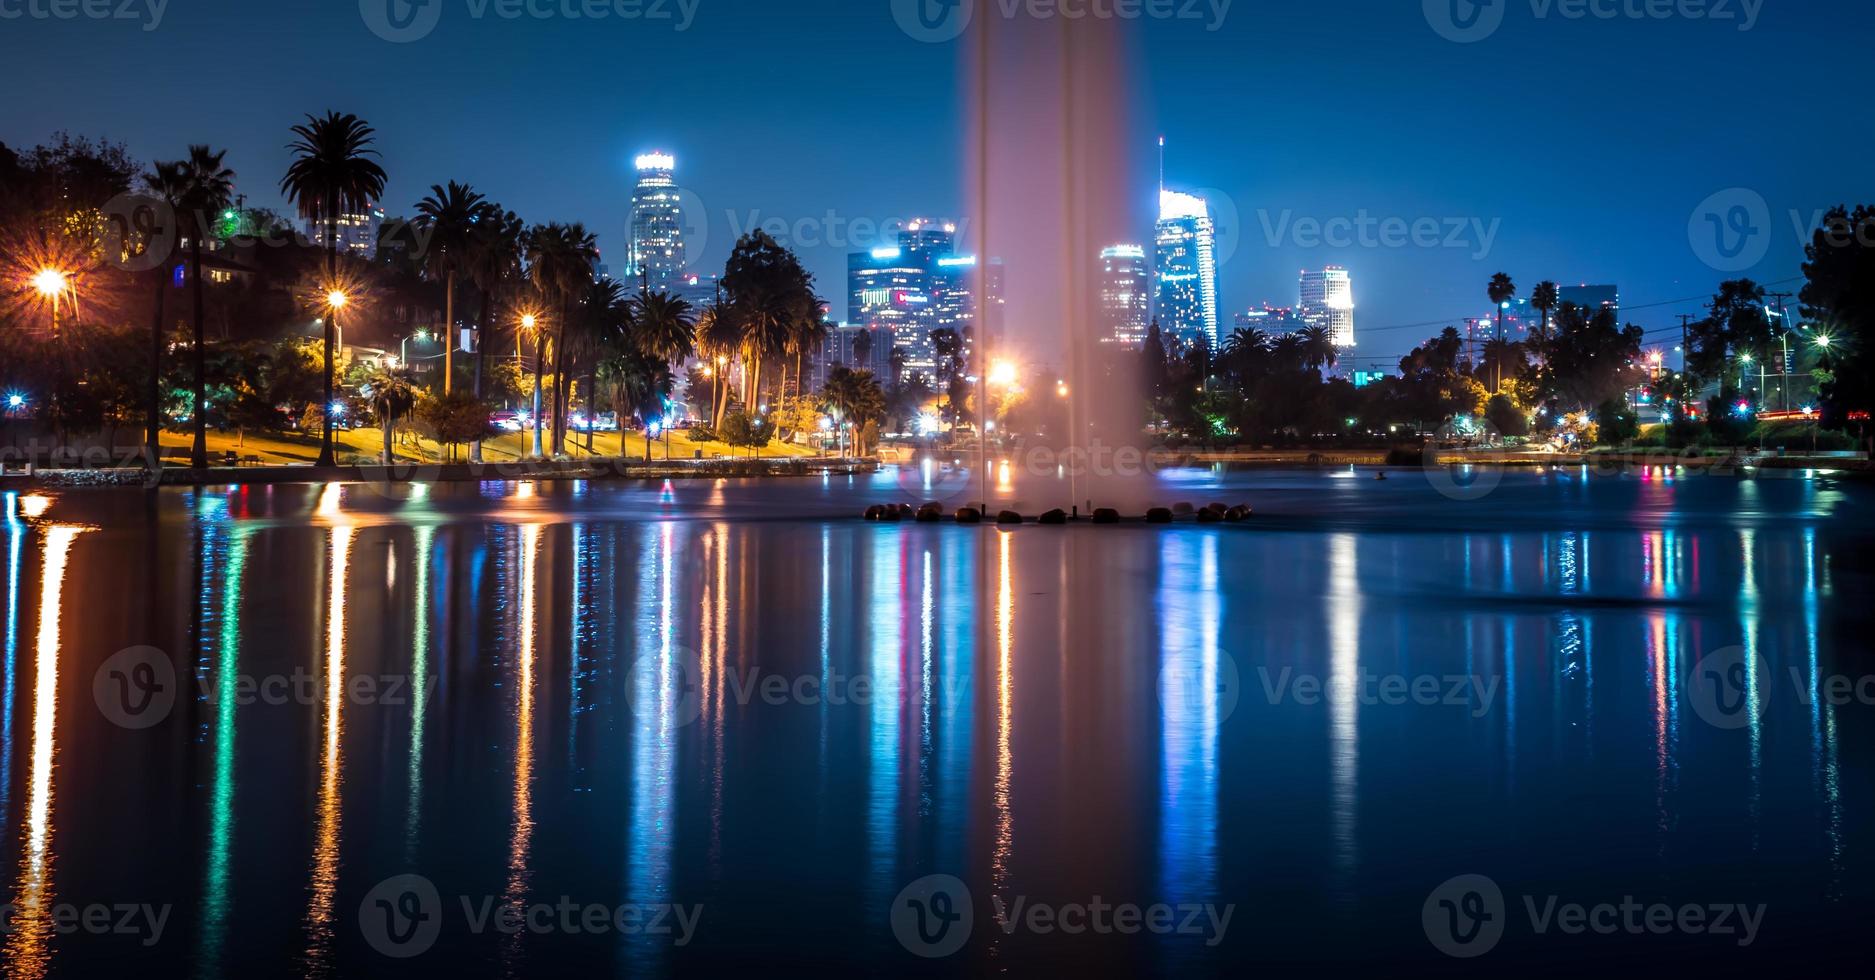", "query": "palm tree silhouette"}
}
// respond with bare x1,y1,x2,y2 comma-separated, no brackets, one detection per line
525,222,599,455
364,364,416,464
171,146,234,471
413,181,491,395
140,160,187,465
281,111,388,467
465,207,524,463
